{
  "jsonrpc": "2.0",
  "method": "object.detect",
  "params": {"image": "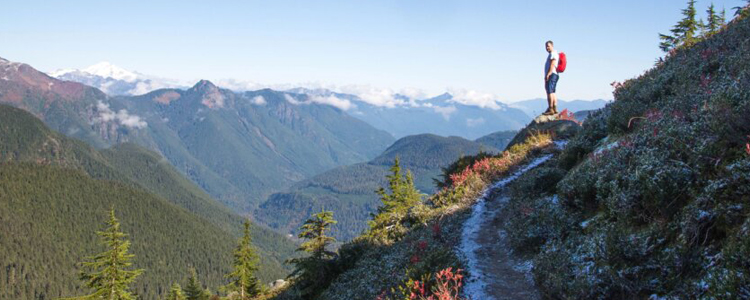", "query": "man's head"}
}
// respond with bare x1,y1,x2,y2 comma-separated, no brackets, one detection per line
545,40,554,53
